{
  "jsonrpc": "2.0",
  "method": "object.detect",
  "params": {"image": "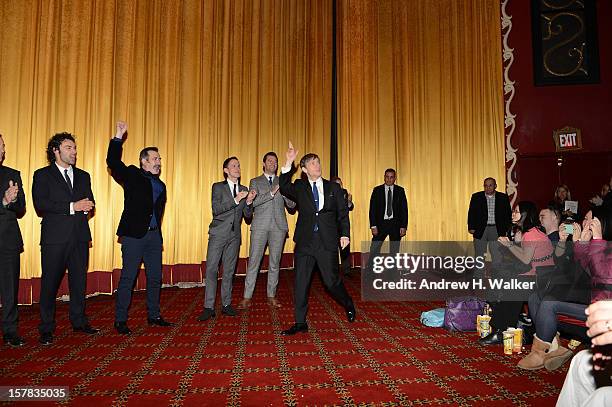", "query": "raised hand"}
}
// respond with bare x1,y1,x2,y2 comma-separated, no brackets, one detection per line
590,218,603,240
74,198,95,212
115,121,128,139
586,301,612,346
285,141,299,167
